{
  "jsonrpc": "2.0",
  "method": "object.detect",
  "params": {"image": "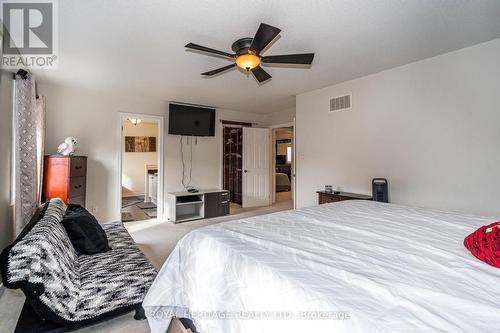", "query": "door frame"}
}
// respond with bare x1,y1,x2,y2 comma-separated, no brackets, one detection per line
269,122,294,207
116,112,165,222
